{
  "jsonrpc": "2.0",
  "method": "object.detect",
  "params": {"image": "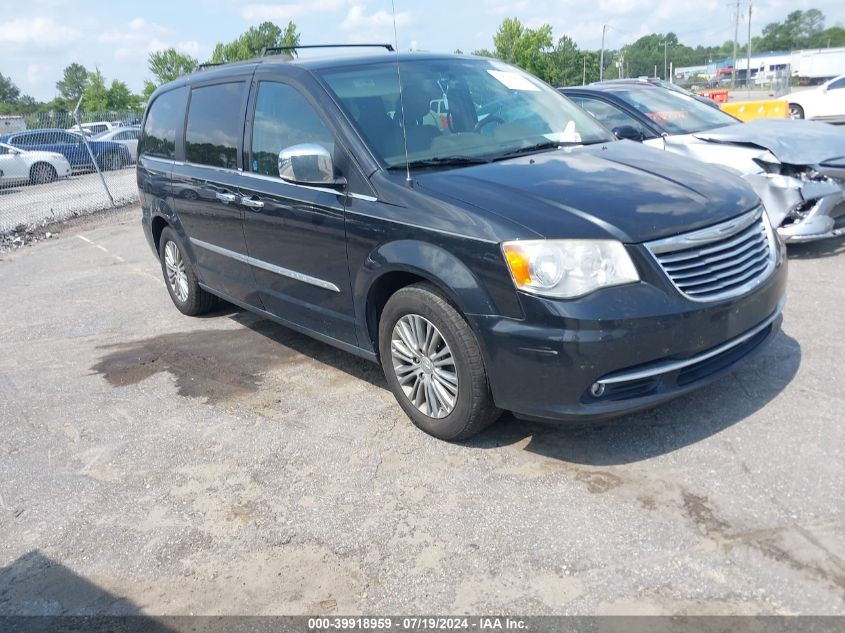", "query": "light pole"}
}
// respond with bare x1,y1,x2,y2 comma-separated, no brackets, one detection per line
599,24,608,81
